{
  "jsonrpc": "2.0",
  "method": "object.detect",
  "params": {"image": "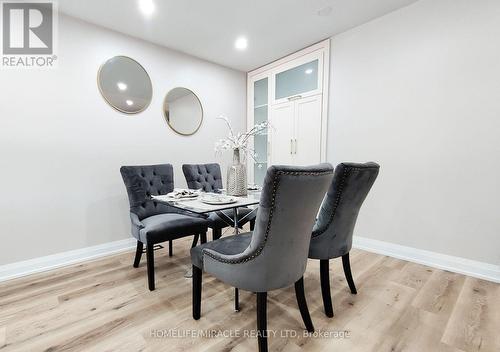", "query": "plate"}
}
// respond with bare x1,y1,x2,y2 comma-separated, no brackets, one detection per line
200,196,237,205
